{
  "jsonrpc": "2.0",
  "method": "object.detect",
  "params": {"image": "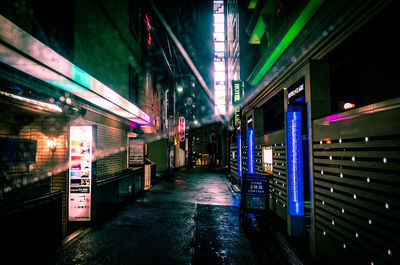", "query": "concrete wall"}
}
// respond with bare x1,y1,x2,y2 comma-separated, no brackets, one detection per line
148,138,168,172
74,0,141,100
